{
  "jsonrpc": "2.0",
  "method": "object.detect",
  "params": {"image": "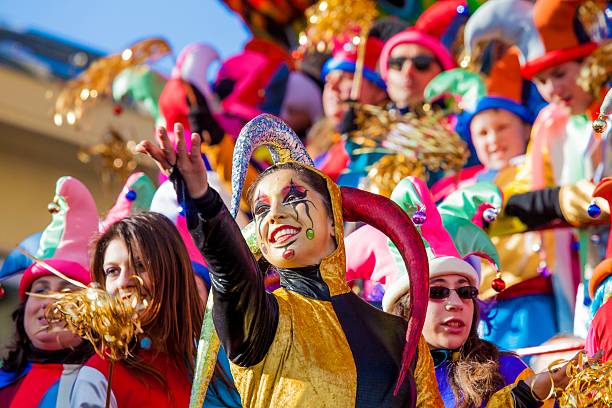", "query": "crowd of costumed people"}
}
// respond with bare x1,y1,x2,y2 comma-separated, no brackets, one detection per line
1,0,611,407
